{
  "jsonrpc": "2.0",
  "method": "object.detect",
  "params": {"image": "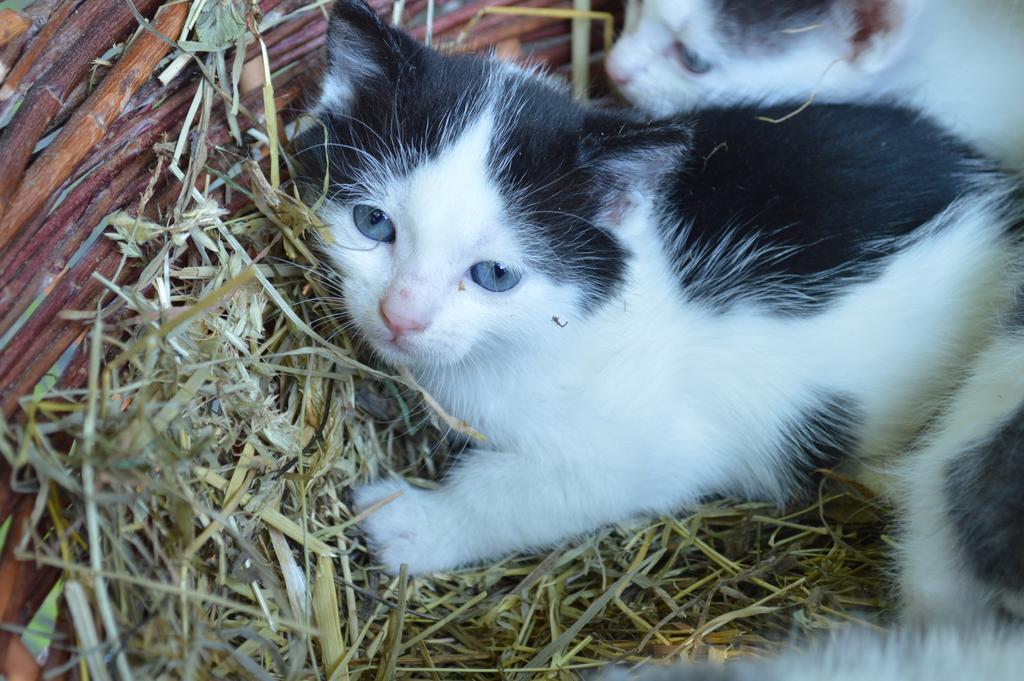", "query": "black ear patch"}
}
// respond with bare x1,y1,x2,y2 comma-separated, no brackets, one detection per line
318,0,422,112
581,113,693,195
715,0,834,49
579,113,692,229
